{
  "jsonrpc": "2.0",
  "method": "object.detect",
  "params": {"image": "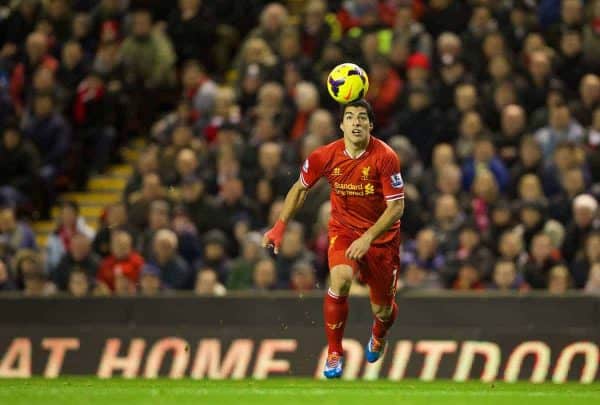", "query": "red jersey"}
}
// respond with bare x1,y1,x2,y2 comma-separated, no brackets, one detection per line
97,252,145,290
300,136,404,244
